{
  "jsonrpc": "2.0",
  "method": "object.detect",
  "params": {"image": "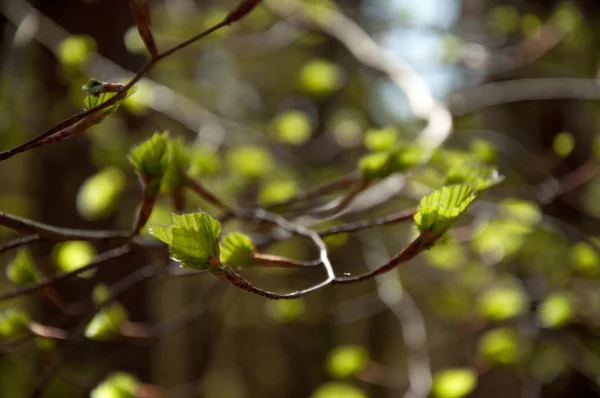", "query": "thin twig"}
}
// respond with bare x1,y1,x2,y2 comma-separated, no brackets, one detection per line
318,207,417,237
0,234,41,254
